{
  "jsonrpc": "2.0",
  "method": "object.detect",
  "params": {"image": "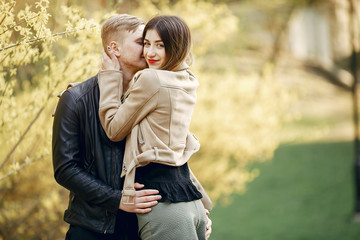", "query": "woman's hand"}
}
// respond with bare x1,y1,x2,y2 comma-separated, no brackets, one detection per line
101,48,120,71
205,209,212,239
